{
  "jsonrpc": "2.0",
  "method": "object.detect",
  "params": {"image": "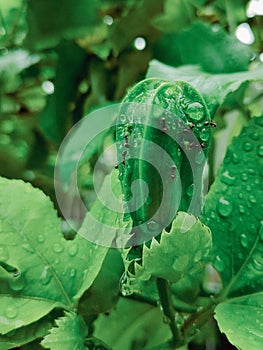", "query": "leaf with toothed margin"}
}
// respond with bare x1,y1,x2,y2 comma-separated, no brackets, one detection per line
41,312,88,350
123,212,212,294
201,116,263,297
0,176,111,335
